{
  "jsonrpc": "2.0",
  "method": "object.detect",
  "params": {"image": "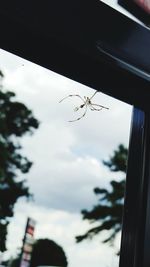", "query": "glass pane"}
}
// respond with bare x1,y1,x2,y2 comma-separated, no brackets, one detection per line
0,48,132,267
